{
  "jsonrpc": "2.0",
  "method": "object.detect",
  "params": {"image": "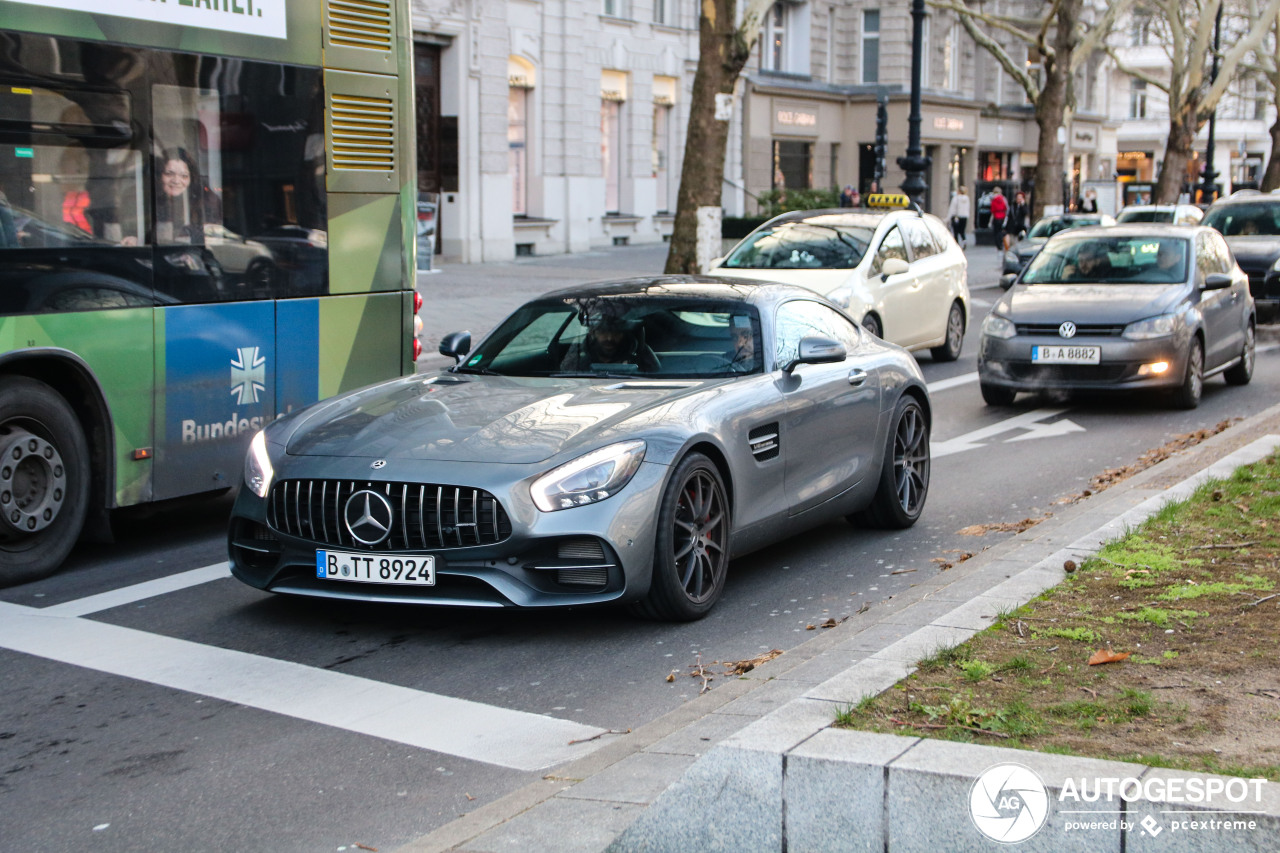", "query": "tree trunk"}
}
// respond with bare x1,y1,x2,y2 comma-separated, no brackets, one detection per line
1029,0,1079,221
1262,109,1280,191
665,0,752,274
1155,103,1199,203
